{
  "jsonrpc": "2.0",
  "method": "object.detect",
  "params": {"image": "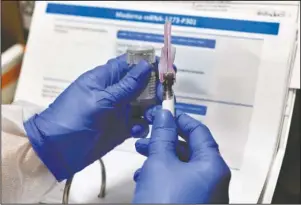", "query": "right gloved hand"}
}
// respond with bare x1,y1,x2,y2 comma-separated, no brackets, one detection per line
133,107,231,203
